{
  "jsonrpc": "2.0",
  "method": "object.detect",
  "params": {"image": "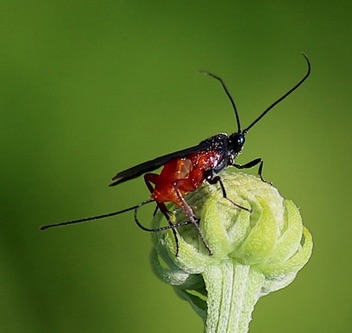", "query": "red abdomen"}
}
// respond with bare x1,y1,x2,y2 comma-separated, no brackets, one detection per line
148,150,223,207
